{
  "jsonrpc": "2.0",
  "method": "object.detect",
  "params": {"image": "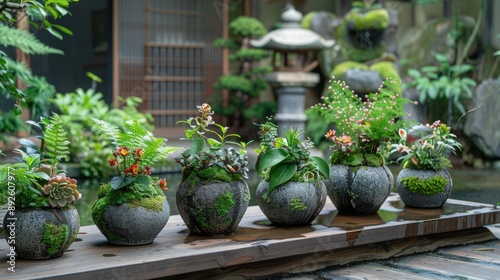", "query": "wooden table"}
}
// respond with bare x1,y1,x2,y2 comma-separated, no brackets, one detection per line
1,193,499,280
